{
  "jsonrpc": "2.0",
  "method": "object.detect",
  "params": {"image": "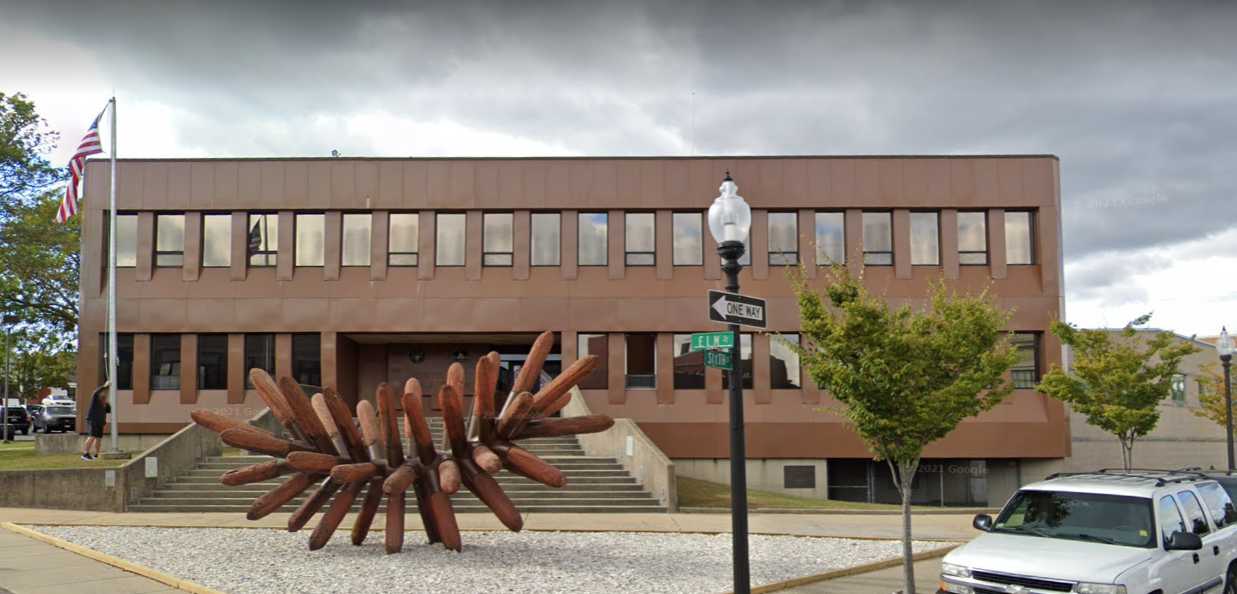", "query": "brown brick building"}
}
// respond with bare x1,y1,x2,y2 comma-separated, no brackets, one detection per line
76,155,1067,505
